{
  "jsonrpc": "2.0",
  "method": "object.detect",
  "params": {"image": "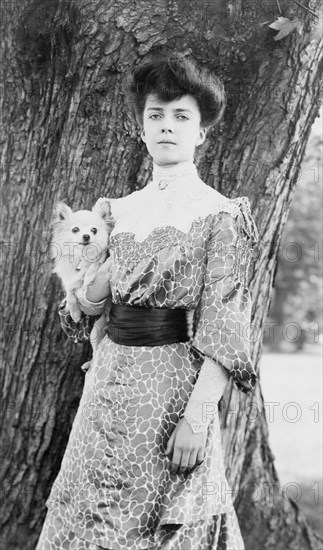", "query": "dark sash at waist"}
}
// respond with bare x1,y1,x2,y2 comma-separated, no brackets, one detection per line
106,302,191,346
